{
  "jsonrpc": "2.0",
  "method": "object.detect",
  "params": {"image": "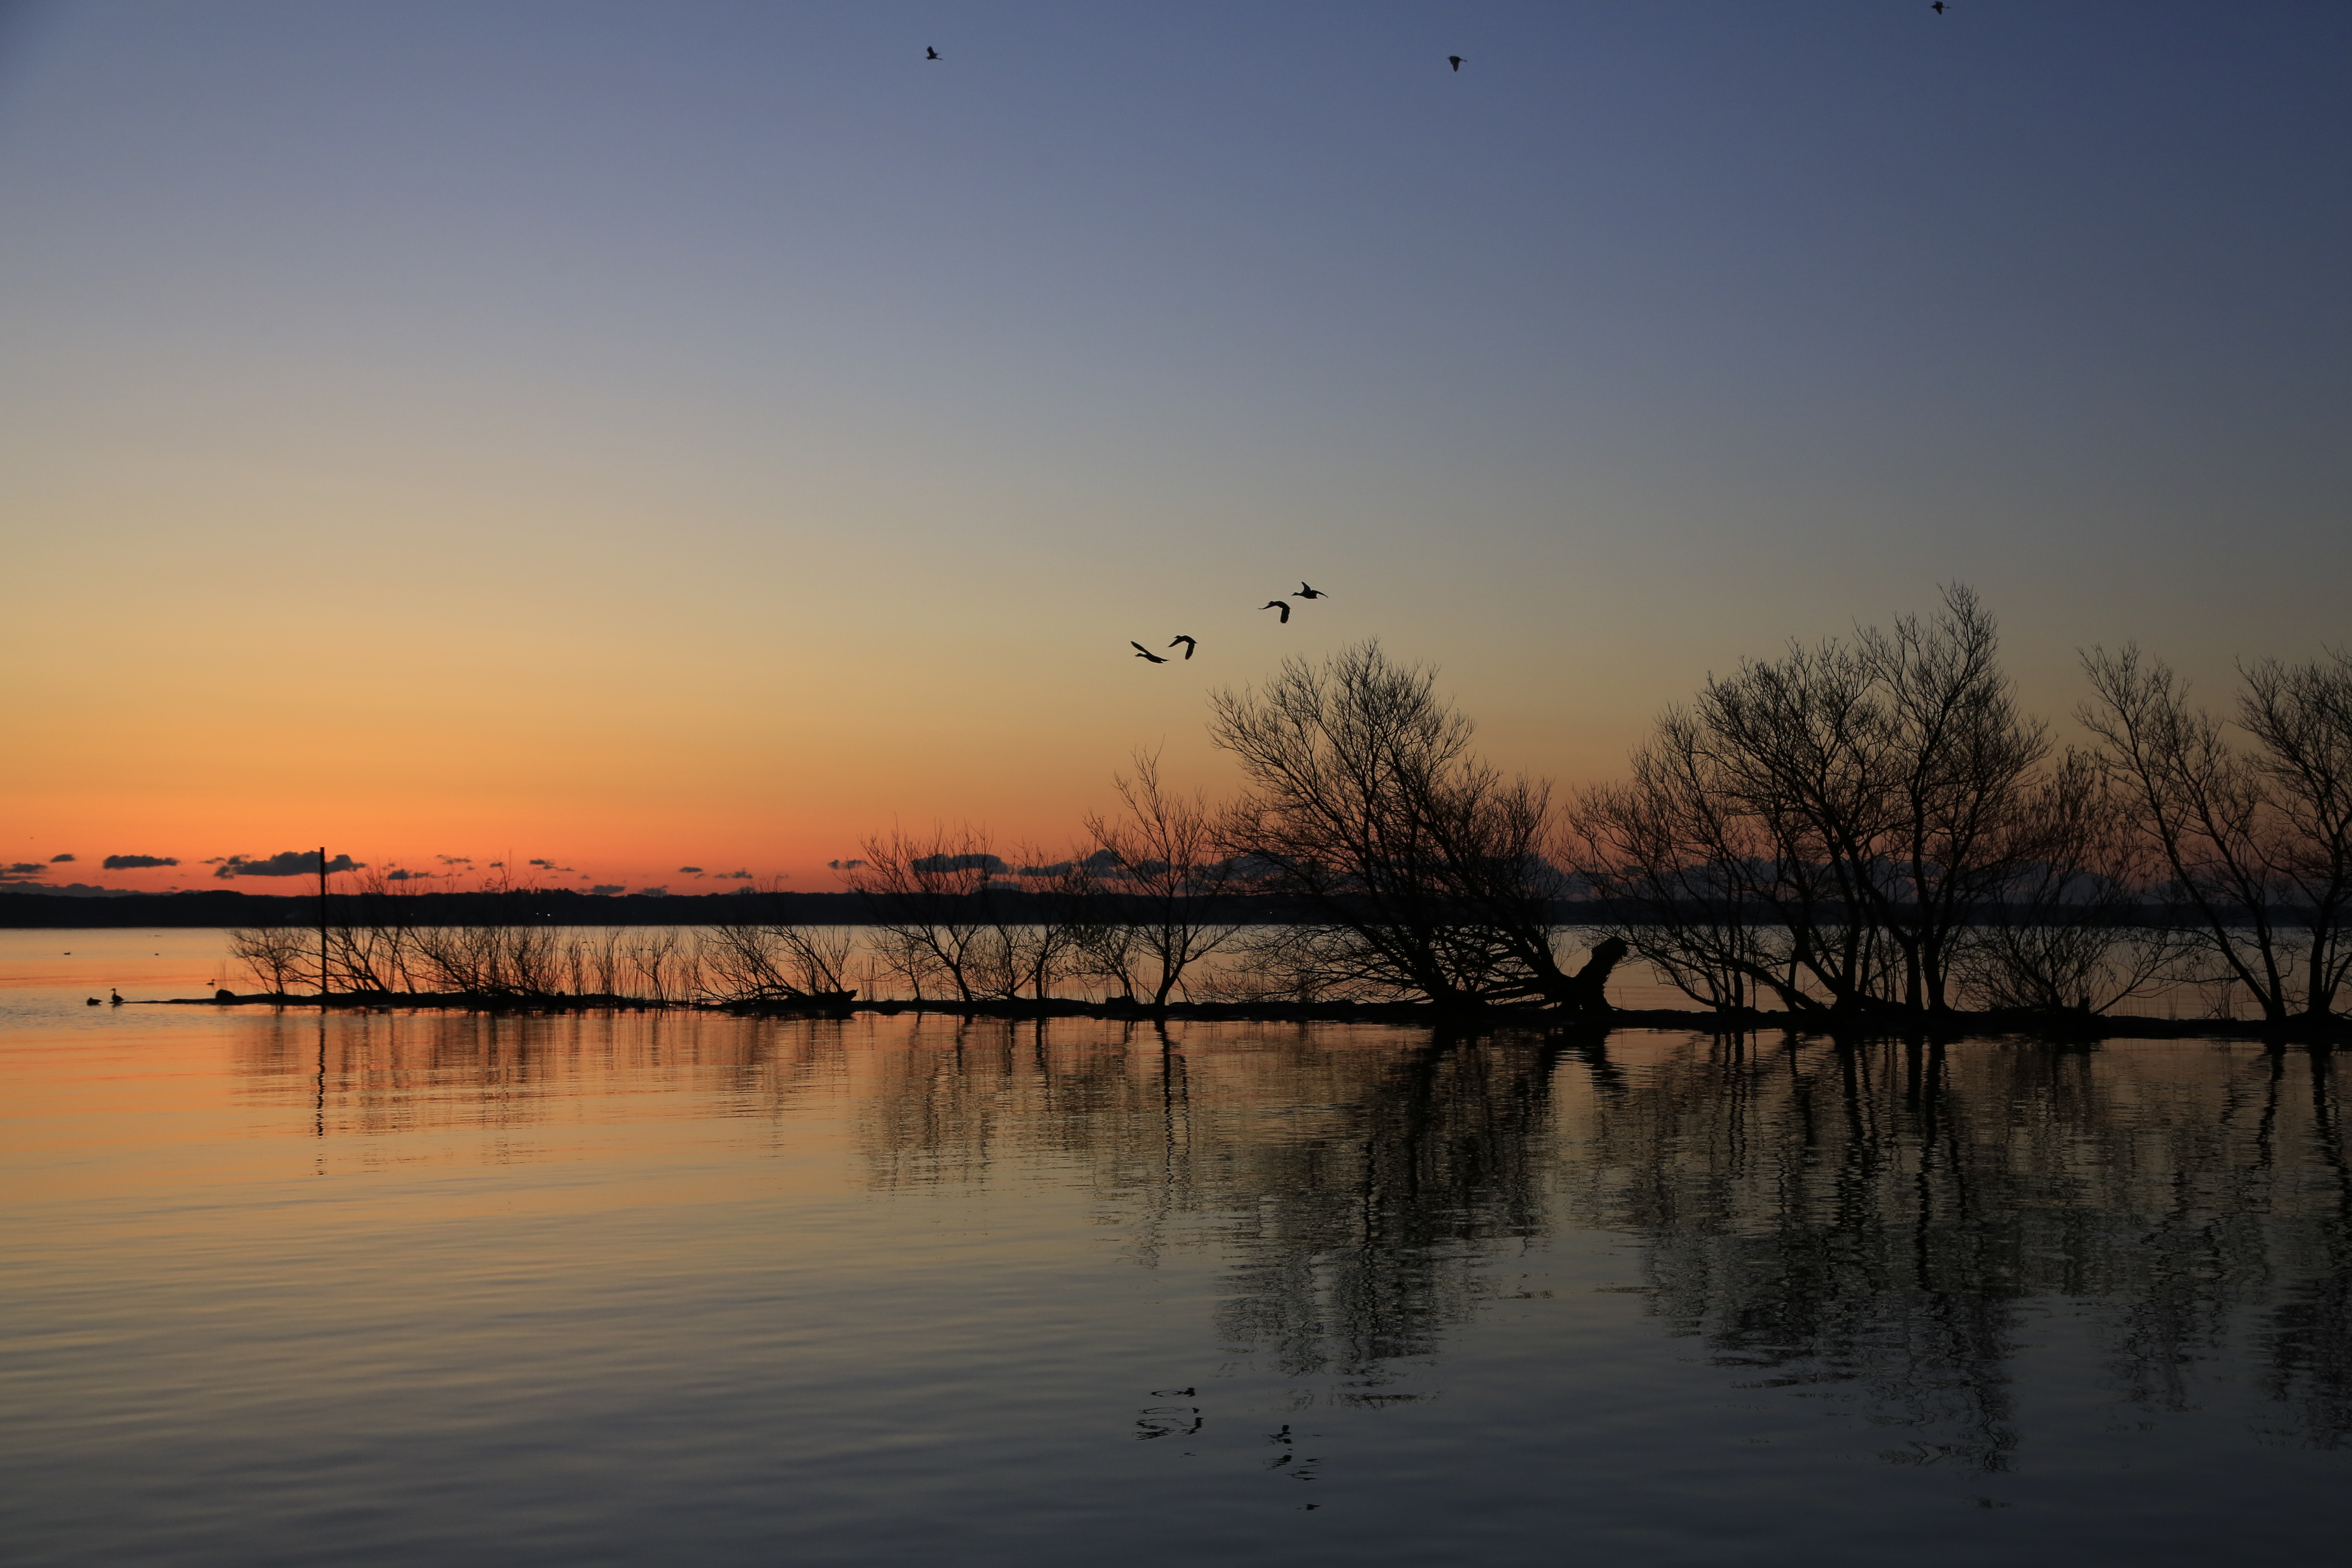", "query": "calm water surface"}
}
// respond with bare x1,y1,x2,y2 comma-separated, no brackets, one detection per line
4,931,2348,1565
